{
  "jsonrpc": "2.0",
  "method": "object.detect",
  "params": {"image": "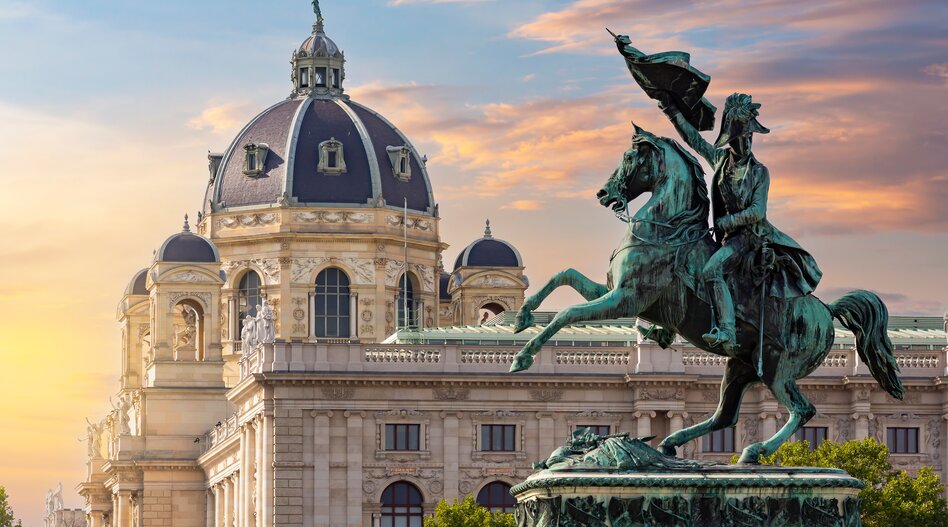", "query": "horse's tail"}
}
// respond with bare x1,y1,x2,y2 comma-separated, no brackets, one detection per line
829,290,904,400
